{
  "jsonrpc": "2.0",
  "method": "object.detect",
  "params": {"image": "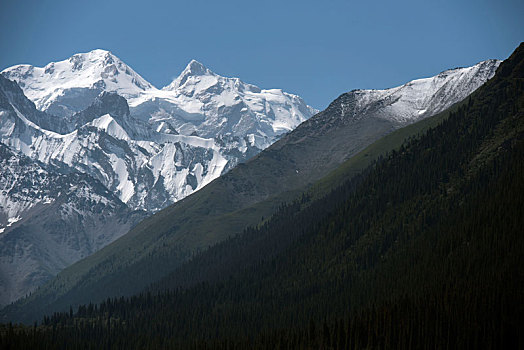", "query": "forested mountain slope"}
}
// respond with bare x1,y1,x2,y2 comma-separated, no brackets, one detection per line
2,43,522,349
